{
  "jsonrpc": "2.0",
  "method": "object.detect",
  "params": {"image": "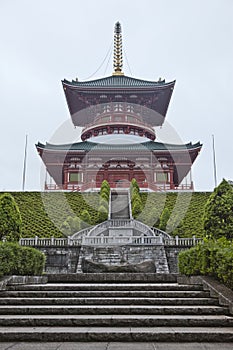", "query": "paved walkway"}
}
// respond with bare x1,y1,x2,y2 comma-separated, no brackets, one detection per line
0,343,233,350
